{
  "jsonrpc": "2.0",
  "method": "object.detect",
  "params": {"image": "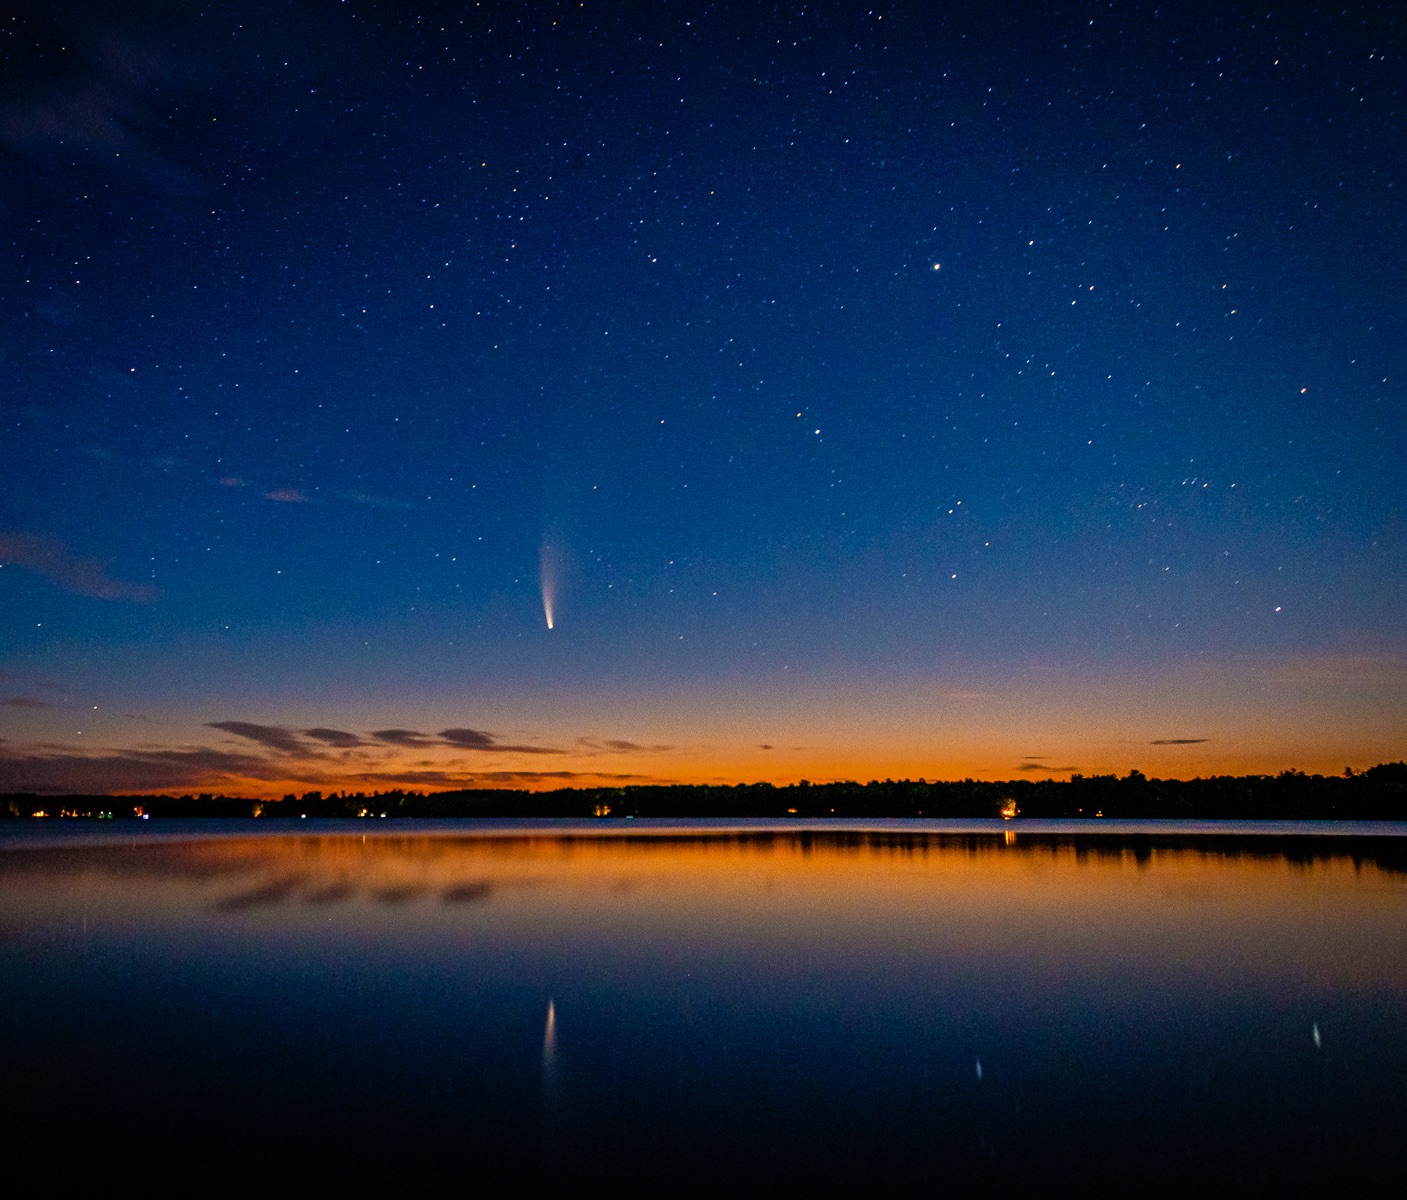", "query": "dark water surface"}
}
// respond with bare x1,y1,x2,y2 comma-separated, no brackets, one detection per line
2,820,1405,1194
